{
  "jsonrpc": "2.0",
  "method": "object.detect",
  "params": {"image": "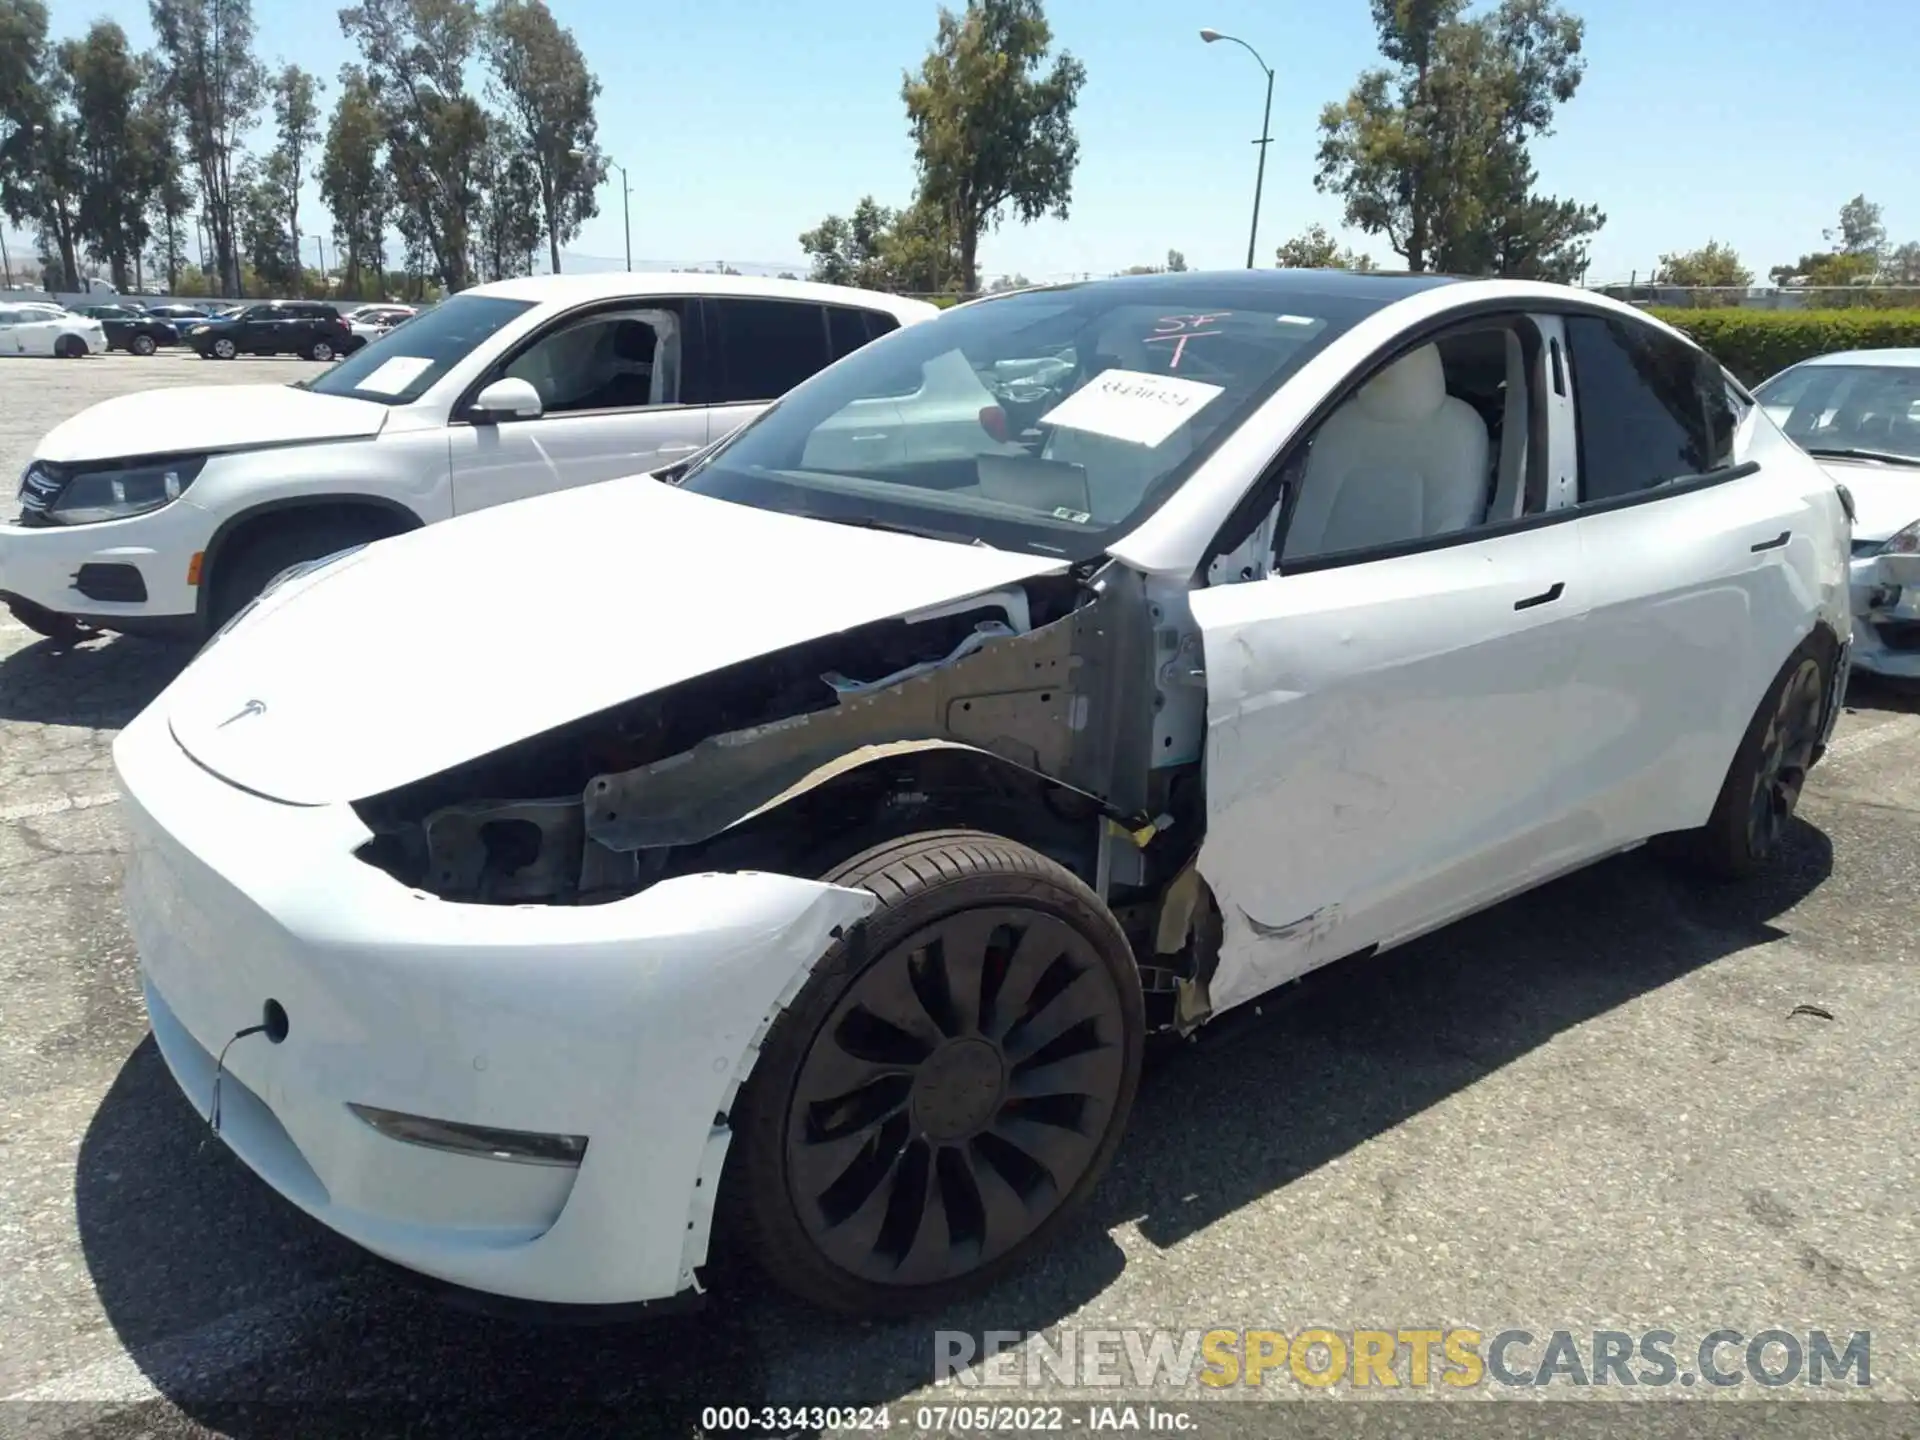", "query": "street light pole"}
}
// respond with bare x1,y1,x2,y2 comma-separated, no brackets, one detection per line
1200,28,1275,269
617,160,631,271
570,149,632,271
